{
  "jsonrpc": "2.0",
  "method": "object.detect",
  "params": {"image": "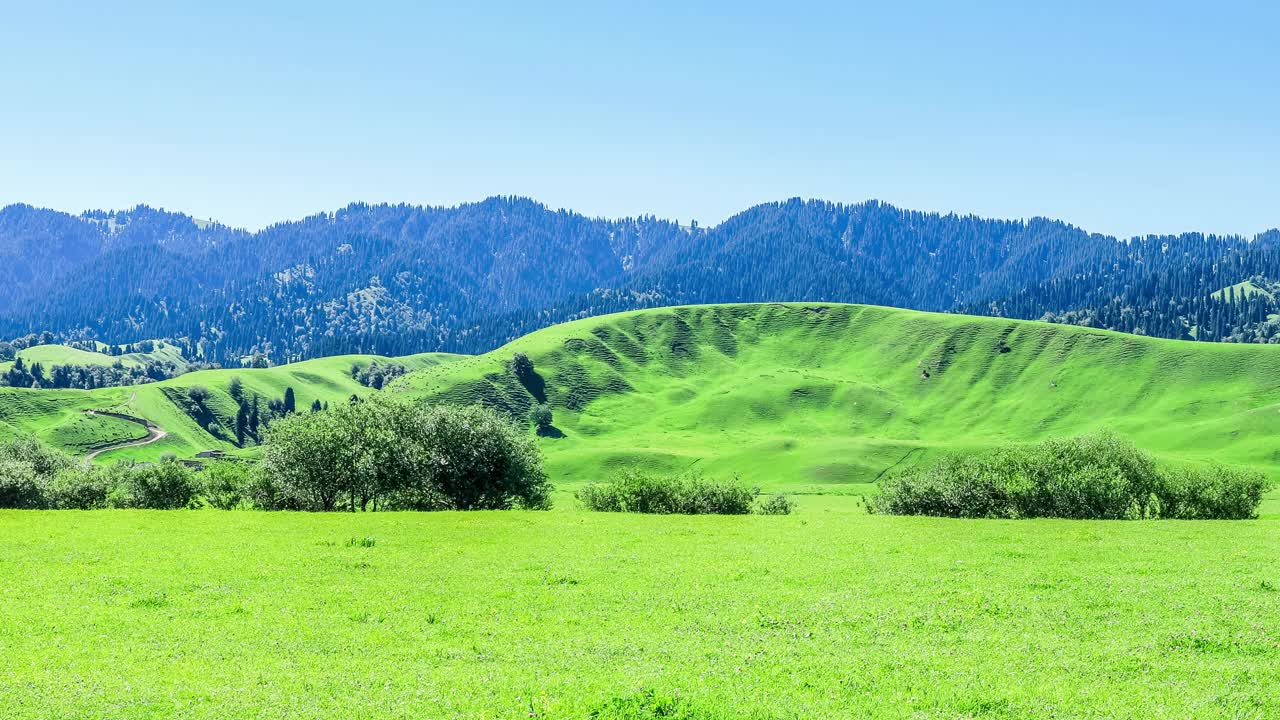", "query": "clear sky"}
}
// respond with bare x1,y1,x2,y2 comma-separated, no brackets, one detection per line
1,1,1276,237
